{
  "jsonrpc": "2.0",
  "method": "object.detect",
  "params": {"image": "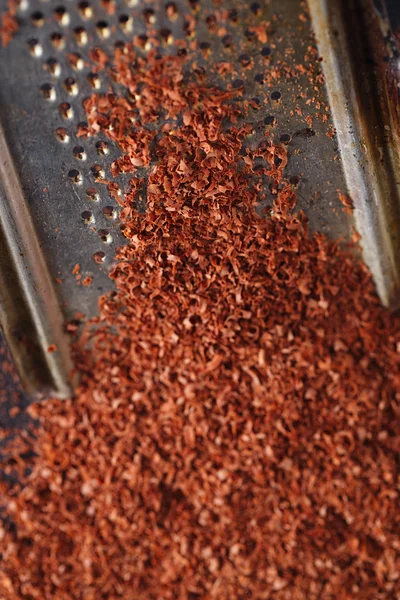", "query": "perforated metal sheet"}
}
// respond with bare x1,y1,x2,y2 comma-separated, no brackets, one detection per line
0,0,352,320
0,0,361,398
